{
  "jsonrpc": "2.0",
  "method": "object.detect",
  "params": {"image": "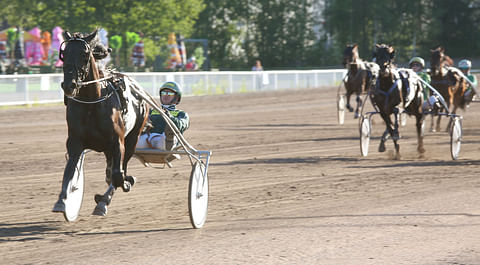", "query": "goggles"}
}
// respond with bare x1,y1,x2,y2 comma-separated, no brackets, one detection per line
161,90,176,96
